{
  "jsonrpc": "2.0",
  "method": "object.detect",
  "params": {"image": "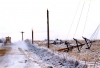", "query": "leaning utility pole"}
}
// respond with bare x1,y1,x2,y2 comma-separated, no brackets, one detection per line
47,9,50,48
21,31,24,41
32,29,34,44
